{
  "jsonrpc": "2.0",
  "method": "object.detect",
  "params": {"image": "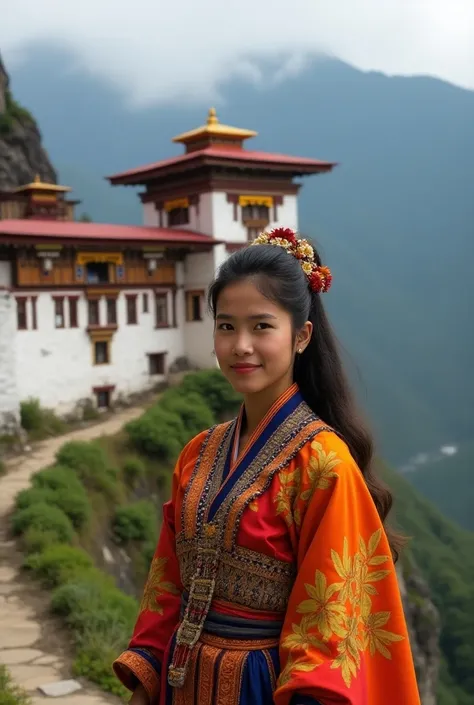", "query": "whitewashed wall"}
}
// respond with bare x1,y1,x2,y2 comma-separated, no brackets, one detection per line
211,192,299,242
0,261,12,288
182,250,216,369
144,192,299,243
0,290,20,431
14,289,185,414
